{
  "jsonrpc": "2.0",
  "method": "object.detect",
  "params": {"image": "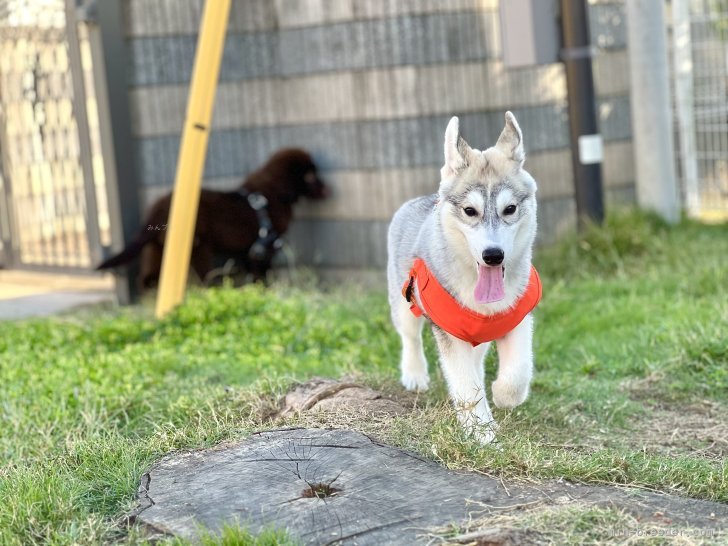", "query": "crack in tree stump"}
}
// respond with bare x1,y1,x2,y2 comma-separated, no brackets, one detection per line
131,429,728,545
